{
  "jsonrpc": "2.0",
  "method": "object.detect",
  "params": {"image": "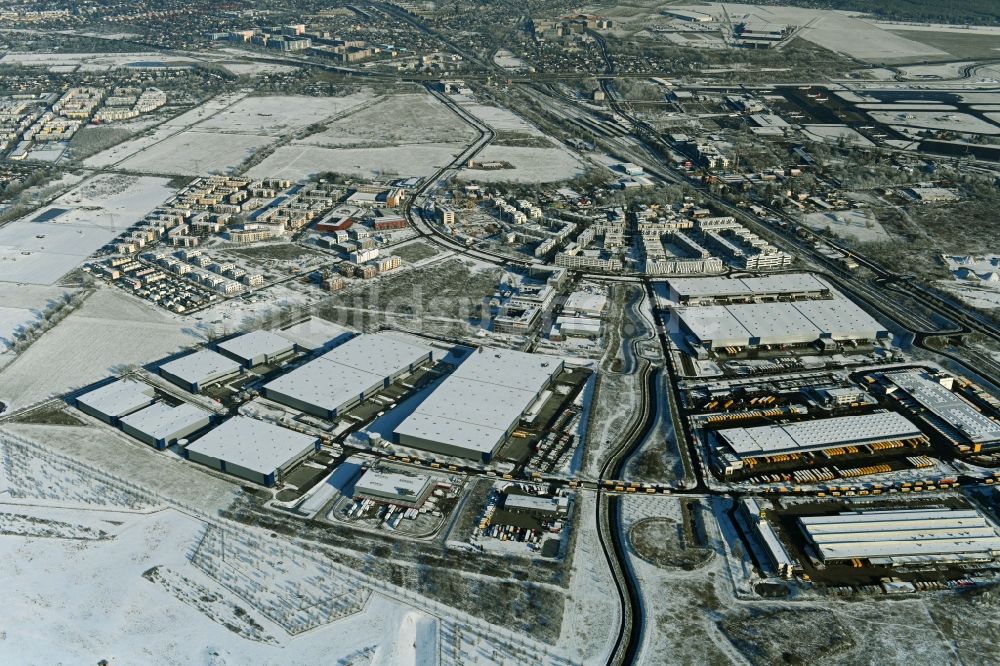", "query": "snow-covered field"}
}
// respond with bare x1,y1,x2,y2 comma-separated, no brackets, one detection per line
868,110,1000,135
0,424,579,665
0,175,175,285
299,92,477,147
0,51,198,69
116,130,274,175
85,91,373,173
458,145,587,183
553,492,618,663
246,143,466,181
0,284,76,348
459,100,545,135
802,209,890,242
0,288,198,410
194,94,373,136
161,92,249,129
802,124,875,147
220,62,301,76
0,305,38,347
